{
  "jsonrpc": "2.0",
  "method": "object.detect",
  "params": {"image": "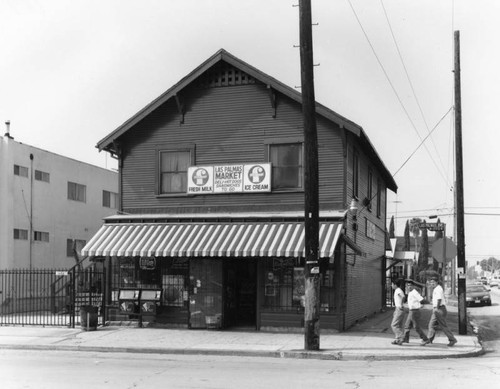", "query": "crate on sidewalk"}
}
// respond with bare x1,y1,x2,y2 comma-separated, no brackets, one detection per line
205,314,222,329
